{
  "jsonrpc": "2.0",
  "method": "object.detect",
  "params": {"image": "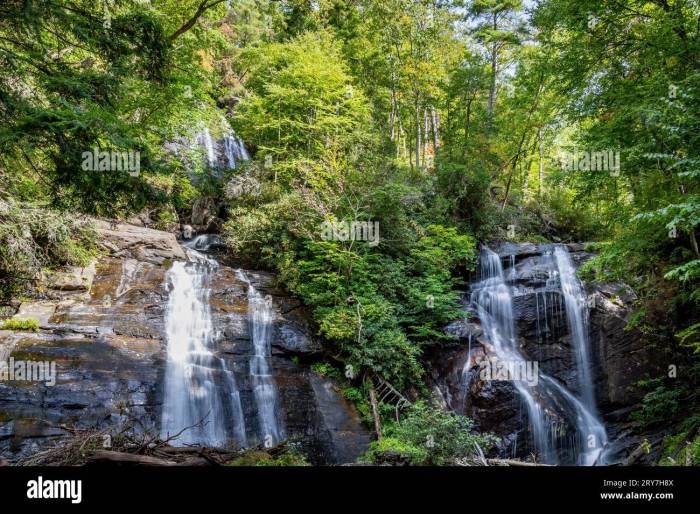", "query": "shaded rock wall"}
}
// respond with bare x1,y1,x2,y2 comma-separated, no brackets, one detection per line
430,243,657,463
0,223,369,464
